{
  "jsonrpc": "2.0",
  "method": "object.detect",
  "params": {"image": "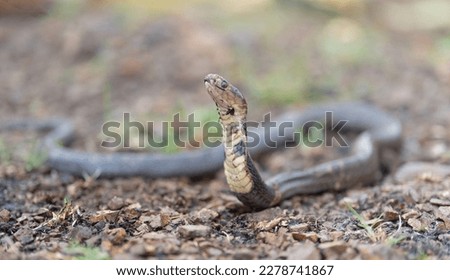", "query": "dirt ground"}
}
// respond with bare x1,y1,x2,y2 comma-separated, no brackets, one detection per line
0,0,450,259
